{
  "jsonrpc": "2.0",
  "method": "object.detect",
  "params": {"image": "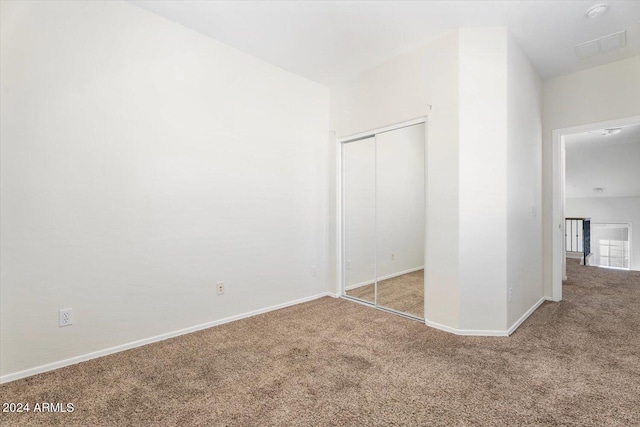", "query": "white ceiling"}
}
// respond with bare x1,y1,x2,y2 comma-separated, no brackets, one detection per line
128,0,640,86
565,123,640,198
